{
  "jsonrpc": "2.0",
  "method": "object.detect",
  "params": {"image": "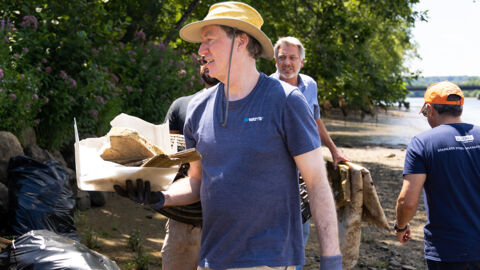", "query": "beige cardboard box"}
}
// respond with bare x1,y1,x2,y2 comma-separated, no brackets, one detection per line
74,113,180,192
